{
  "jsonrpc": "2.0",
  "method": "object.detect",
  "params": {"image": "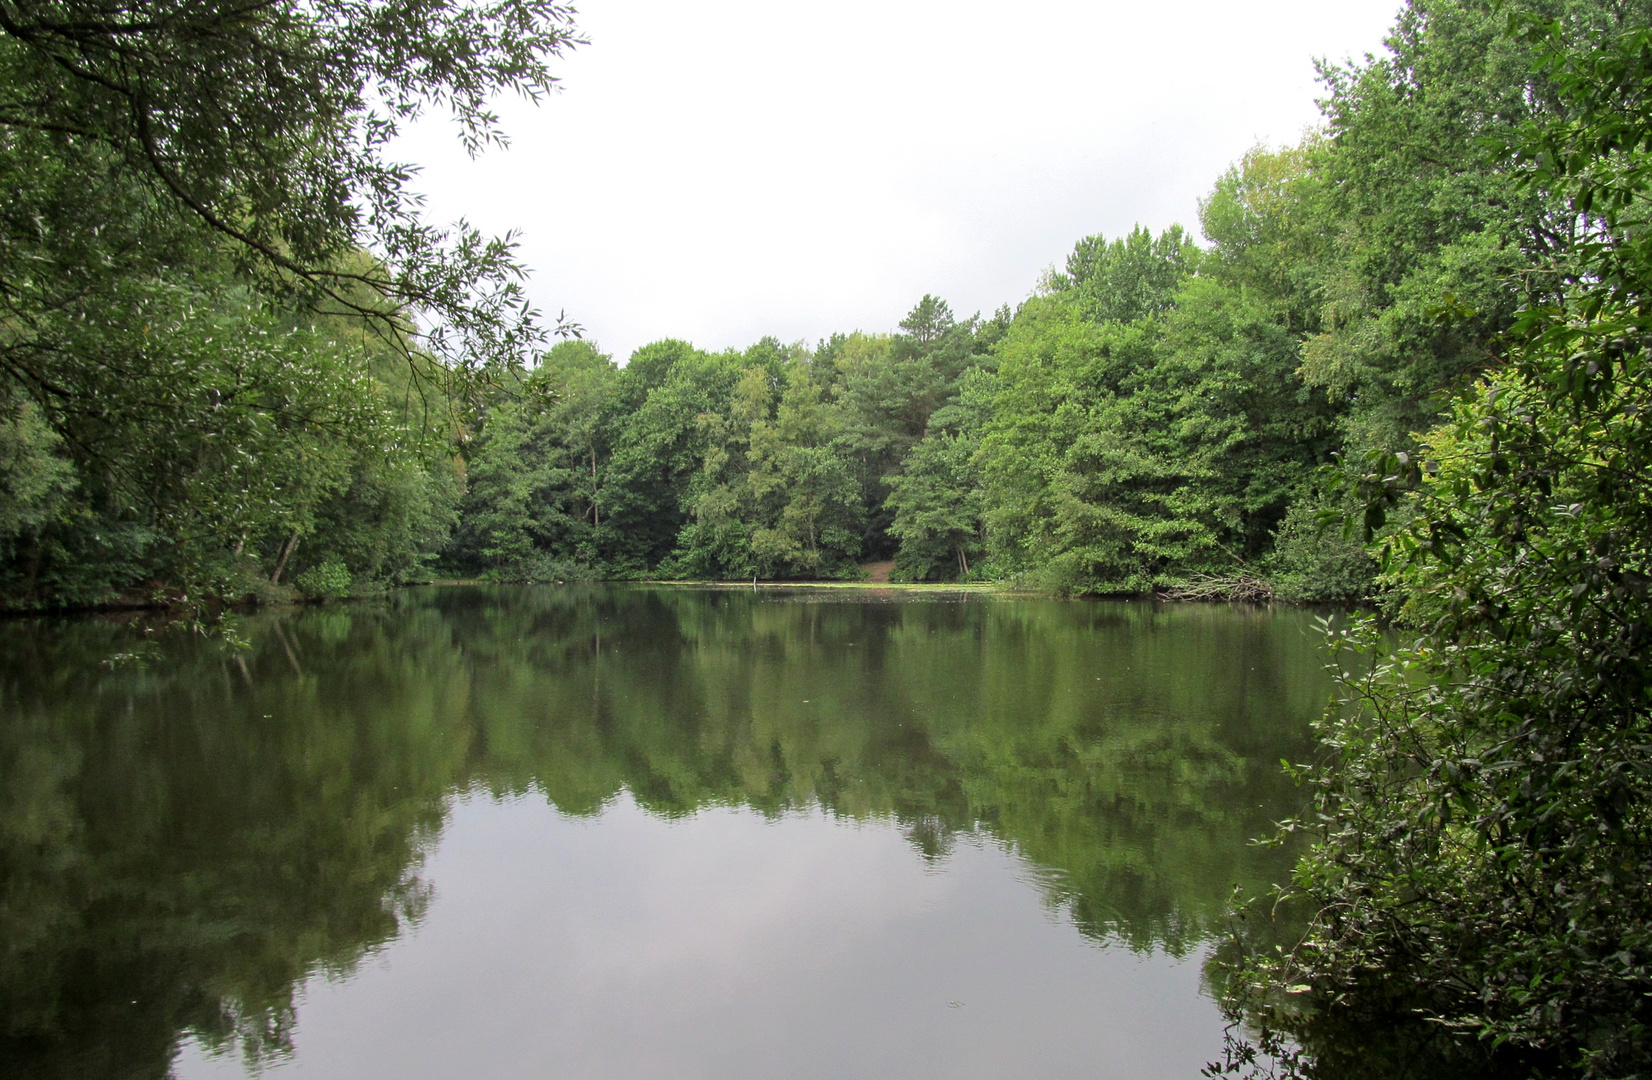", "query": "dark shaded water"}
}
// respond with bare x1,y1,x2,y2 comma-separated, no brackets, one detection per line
0,585,1330,1080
